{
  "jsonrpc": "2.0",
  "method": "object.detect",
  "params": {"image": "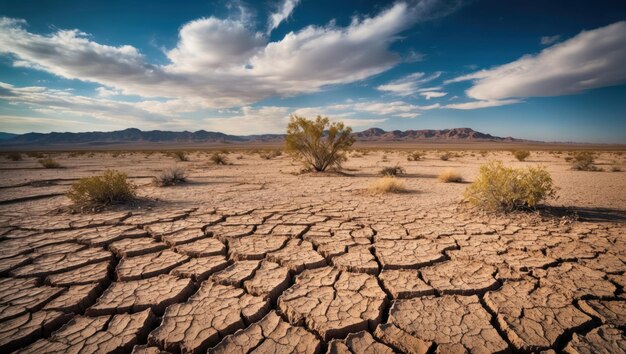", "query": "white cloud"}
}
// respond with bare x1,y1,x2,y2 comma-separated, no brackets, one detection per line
448,21,626,102
444,99,521,110
267,0,300,33
540,34,560,45
420,91,447,99
377,71,442,96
